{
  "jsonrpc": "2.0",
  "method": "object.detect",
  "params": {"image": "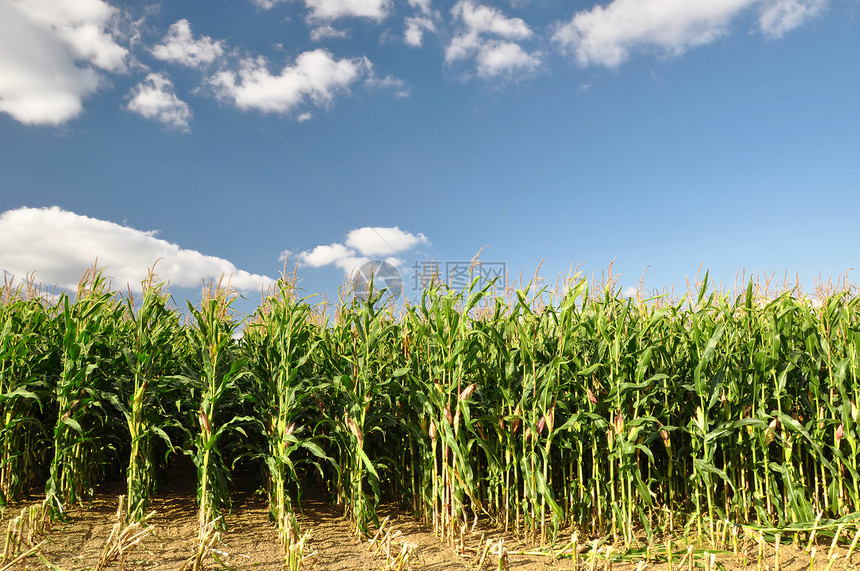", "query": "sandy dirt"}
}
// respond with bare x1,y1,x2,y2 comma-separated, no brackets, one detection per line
3,489,860,571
